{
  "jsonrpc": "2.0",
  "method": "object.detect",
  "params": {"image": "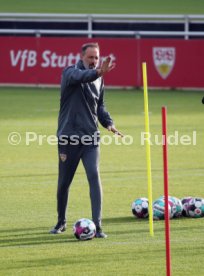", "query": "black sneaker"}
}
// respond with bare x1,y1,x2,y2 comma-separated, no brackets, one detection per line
50,222,67,234
95,227,108,238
